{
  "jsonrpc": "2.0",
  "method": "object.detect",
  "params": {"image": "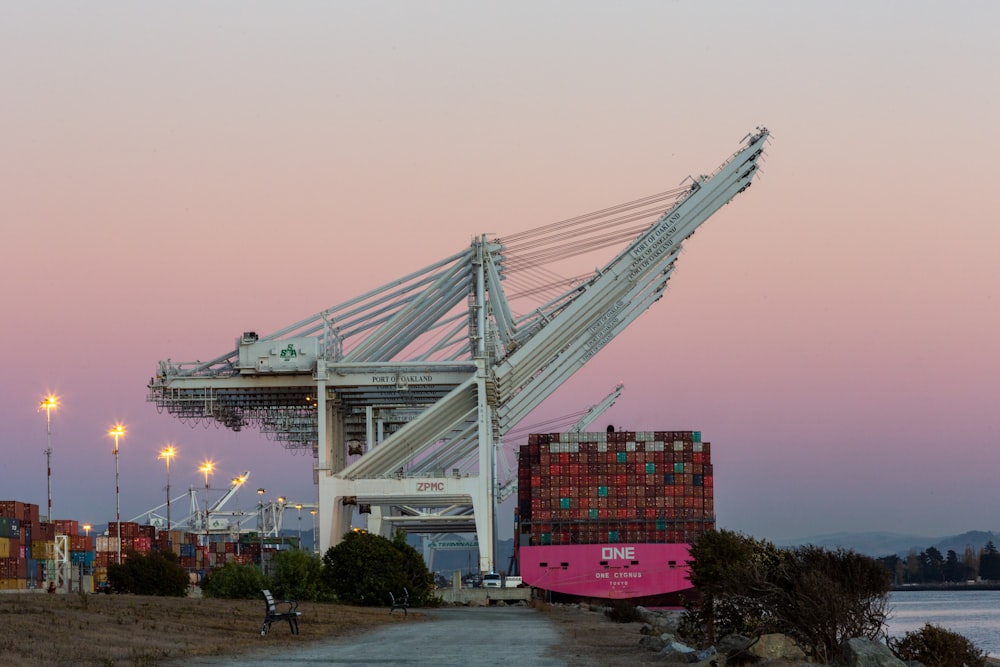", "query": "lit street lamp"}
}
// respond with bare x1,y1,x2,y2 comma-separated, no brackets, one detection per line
310,509,318,554
158,446,176,531
39,394,58,523
199,461,214,548
231,474,246,555
83,524,91,537
257,487,265,566
108,423,126,565
277,496,286,546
